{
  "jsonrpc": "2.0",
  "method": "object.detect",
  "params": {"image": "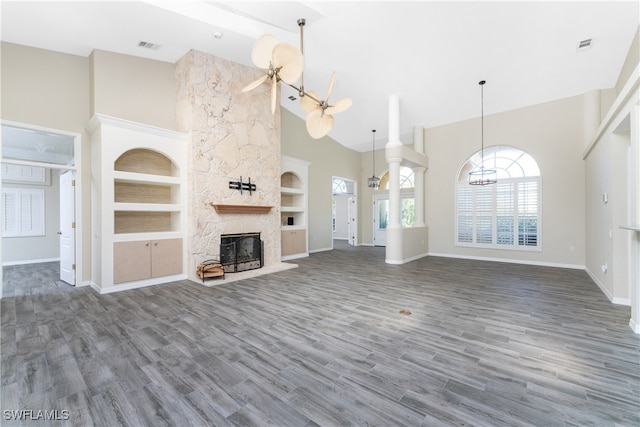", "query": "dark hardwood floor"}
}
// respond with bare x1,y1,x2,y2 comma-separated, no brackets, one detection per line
2,242,639,426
